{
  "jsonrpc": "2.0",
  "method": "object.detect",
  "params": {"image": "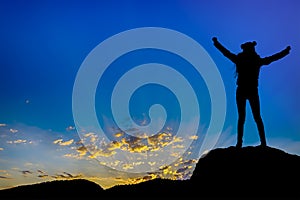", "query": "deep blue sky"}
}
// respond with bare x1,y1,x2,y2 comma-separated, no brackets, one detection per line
0,0,299,189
